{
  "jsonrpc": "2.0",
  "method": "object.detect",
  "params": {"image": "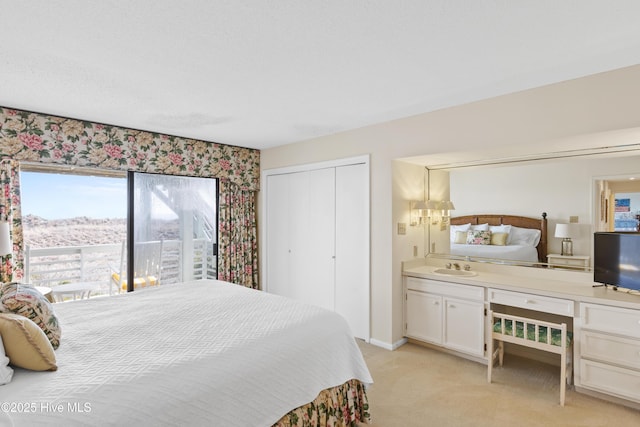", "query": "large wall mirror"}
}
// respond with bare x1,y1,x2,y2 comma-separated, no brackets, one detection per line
407,143,640,271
